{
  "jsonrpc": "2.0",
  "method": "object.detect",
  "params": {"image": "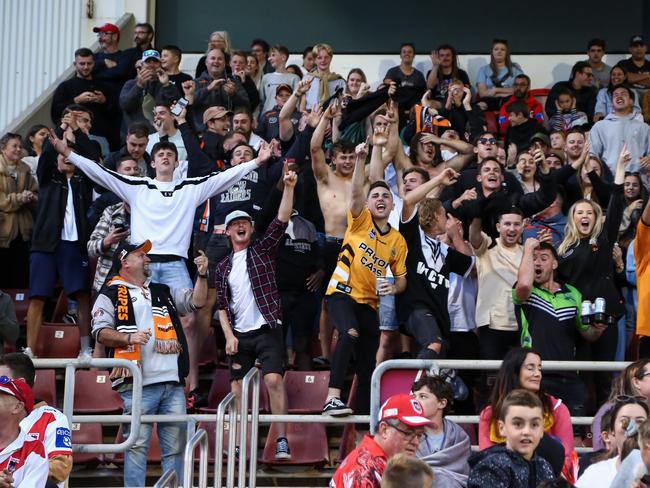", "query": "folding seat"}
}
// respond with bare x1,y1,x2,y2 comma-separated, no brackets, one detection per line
113,424,161,464
198,328,218,366
35,323,80,358
259,422,328,467
33,369,57,408
198,369,233,414
283,370,330,414
5,289,29,325
378,368,420,405
71,422,103,465
73,370,123,414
